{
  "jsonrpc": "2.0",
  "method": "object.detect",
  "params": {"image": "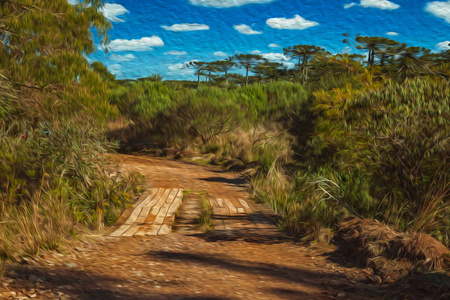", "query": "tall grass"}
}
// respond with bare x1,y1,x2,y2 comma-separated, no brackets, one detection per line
0,78,143,260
